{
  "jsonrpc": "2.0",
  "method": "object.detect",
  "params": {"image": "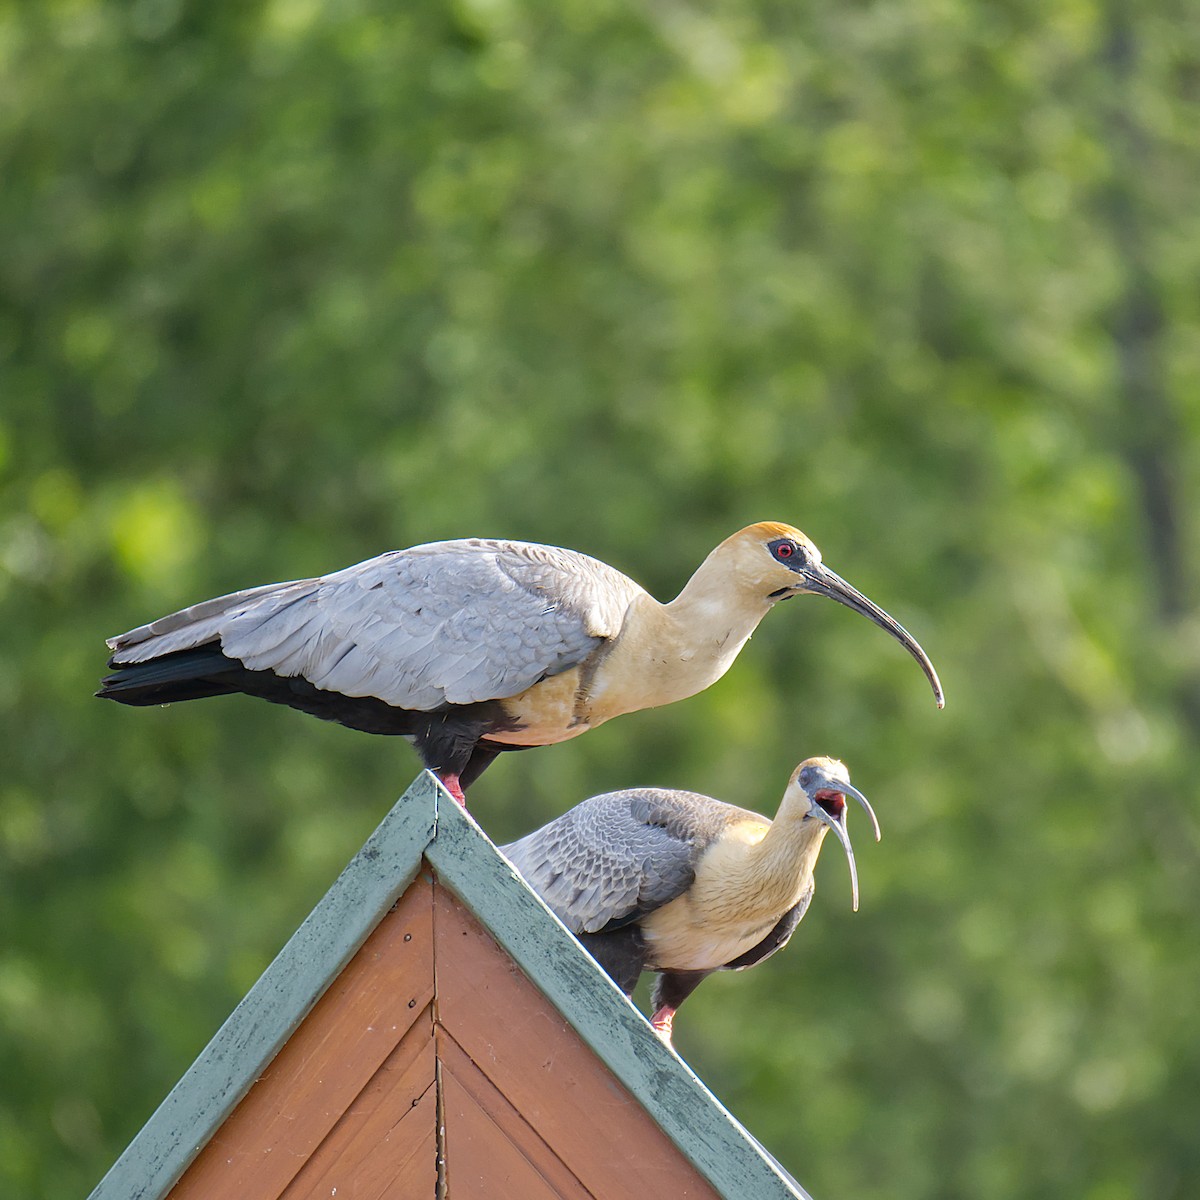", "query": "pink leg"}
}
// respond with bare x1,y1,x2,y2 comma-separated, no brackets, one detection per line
650,1005,676,1044
436,771,468,808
